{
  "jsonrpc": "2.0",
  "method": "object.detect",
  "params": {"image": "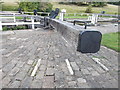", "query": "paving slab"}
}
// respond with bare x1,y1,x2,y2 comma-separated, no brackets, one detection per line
1,29,118,88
